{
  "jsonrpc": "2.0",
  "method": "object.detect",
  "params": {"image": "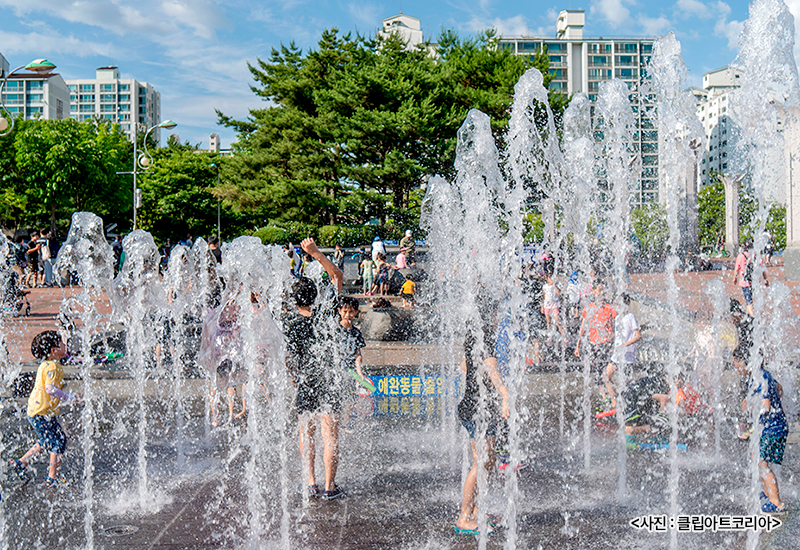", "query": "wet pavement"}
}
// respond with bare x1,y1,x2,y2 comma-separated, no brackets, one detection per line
2,266,800,549
2,379,799,550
